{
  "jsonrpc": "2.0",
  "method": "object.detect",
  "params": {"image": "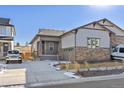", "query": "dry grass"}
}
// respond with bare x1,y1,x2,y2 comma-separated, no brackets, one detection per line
59,61,124,70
